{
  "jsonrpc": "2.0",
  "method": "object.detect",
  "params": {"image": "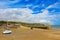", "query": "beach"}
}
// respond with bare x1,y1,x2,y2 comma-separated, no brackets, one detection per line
0,26,60,40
